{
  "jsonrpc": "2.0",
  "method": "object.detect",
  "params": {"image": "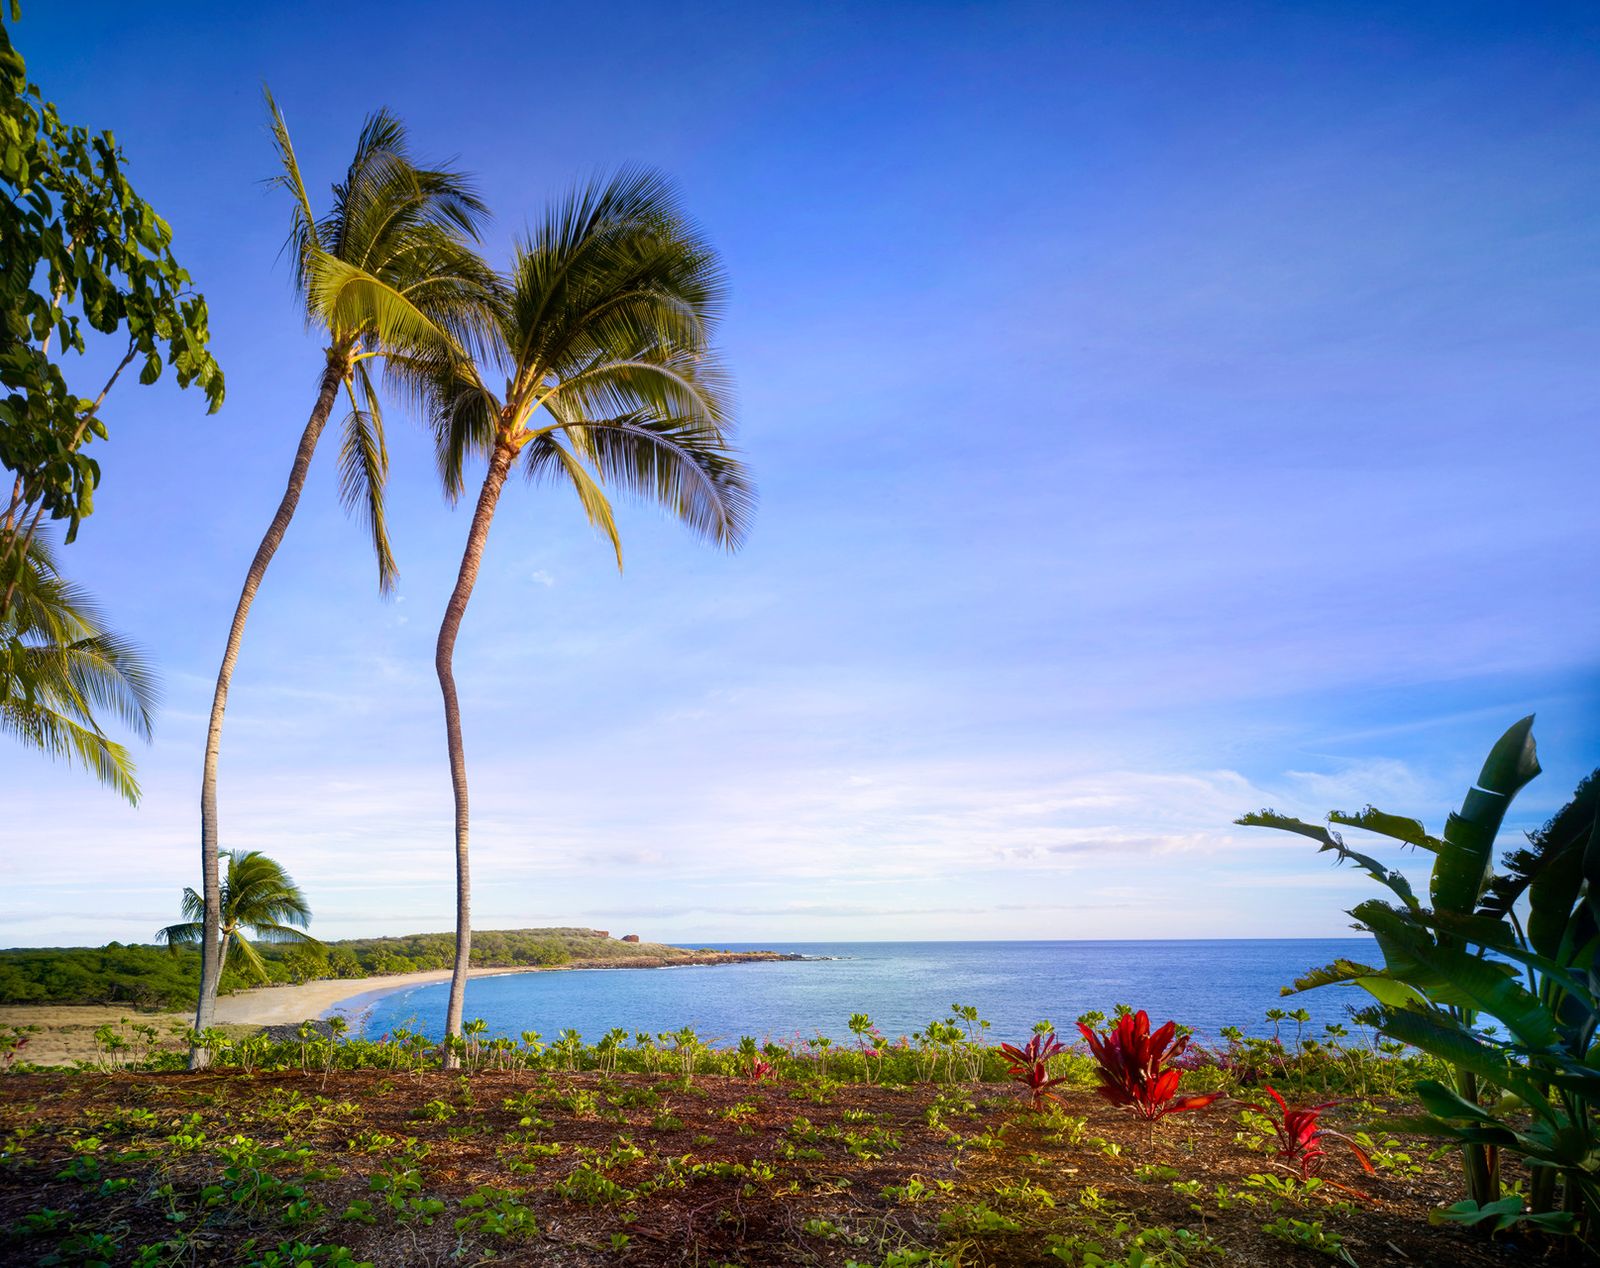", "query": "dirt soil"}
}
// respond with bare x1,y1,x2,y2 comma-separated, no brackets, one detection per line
0,1069,1557,1266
